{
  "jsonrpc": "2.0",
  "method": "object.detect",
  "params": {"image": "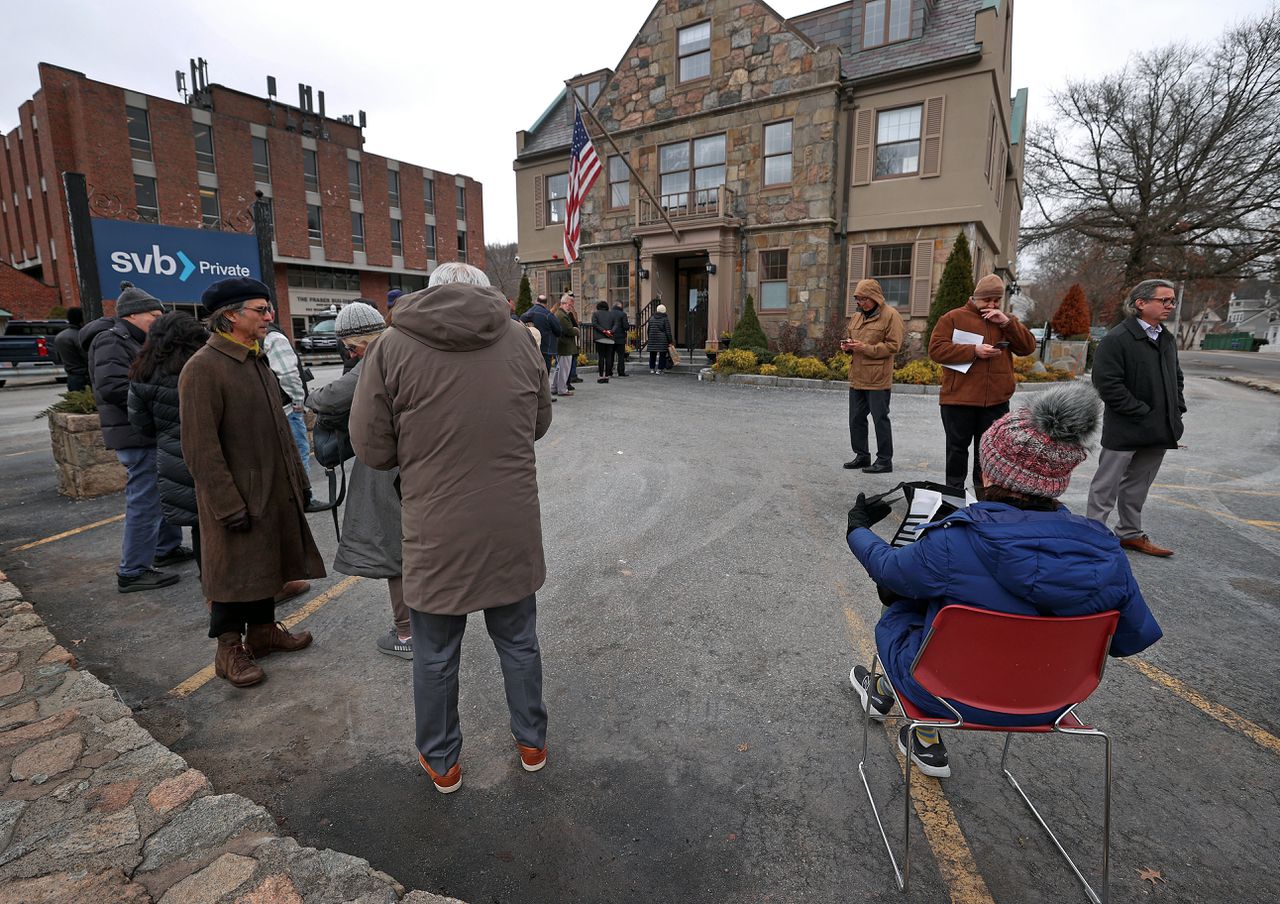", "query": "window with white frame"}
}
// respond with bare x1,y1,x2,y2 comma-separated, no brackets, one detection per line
863,0,911,48
351,211,365,252
134,174,158,222
303,149,319,192
426,224,437,258
199,188,220,228
424,176,435,213
869,244,912,308
456,230,467,263
348,159,362,200
678,21,712,82
875,105,921,178
764,121,792,186
307,204,323,246
660,134,725,208
252,136,270,181
546,173,568,224
759,250,789,311
388,169,400,207
390,218,402,255
608,156,630,209
608,262,630,309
